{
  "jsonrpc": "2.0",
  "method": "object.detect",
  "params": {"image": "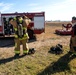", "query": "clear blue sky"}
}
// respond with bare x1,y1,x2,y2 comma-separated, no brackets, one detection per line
0,0,76,21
